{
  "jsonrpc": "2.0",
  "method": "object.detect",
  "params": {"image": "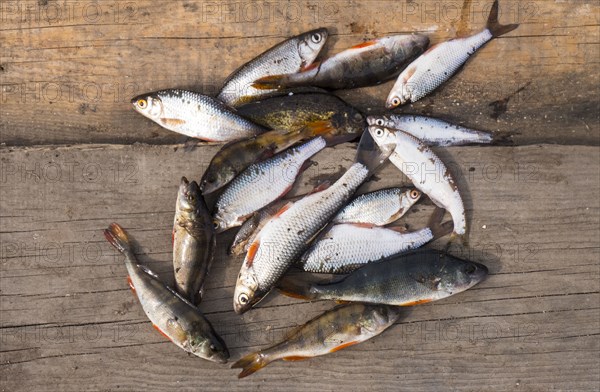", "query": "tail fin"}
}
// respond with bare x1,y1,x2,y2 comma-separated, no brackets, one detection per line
231,352,271,378
491,131,515,146
487,0,519,37
355,130,394,174
276,275,316,300
104,223,133,255
427,207,454,240
252,75,292,90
